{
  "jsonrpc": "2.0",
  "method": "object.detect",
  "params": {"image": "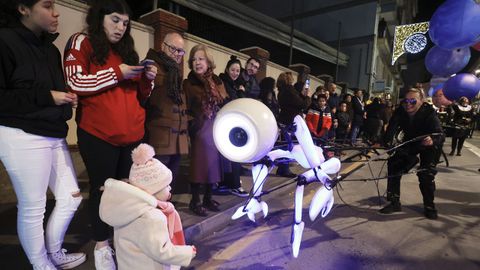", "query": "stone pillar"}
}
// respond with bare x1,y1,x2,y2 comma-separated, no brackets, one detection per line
317,74,334,86
239,46,270,82
335,81,349,96
139,8,188,52
289,63,311,84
